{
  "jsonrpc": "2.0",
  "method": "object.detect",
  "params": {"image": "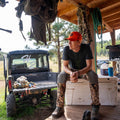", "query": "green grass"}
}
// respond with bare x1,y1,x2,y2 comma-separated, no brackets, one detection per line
0,86,11,120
